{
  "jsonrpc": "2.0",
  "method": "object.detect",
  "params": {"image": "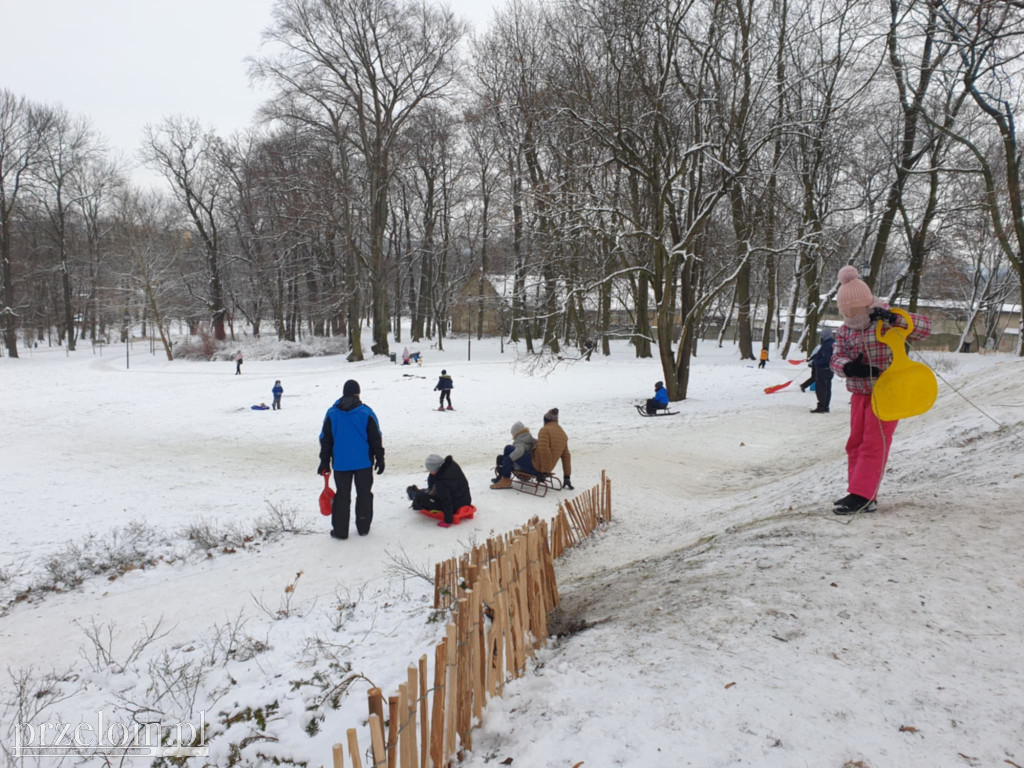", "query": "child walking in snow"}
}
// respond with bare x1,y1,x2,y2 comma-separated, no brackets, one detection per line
758,348,769,369
272,380,283,410
435,370,454,410
831,266,931,515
